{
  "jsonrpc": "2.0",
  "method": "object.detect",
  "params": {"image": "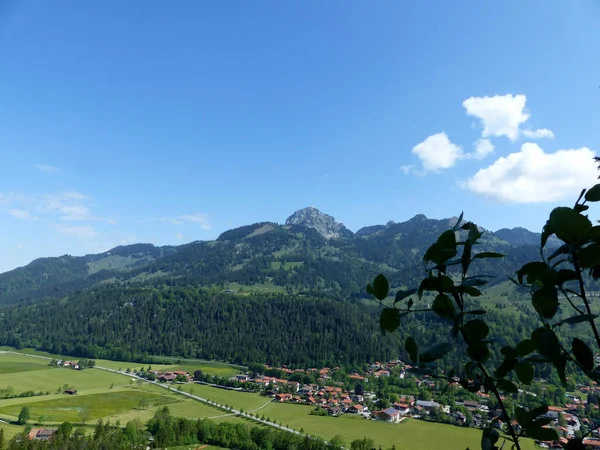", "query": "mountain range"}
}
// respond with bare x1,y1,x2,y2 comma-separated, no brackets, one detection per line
0,207,546,306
